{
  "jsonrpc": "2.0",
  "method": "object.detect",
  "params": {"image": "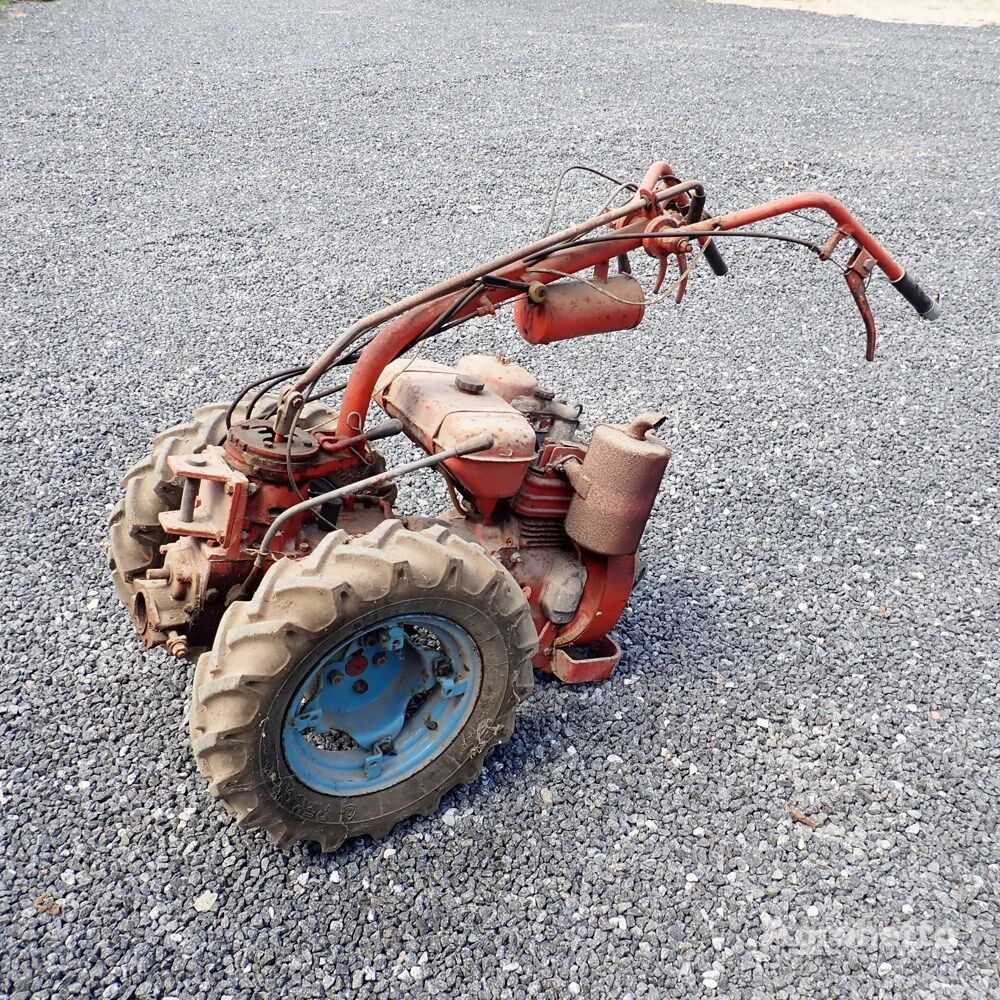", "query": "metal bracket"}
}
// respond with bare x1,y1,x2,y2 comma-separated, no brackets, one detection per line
844,247,878,361
159,446,249,548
